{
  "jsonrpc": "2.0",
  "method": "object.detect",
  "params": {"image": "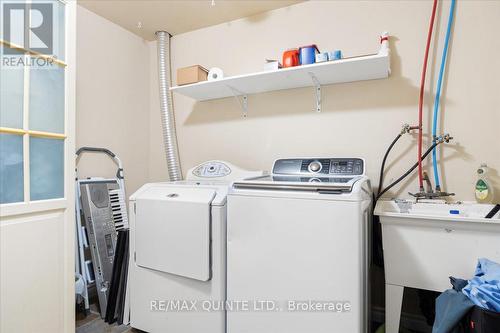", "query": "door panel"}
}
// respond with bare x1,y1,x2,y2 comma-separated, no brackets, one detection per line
0,212,65,333
135,187,216,281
